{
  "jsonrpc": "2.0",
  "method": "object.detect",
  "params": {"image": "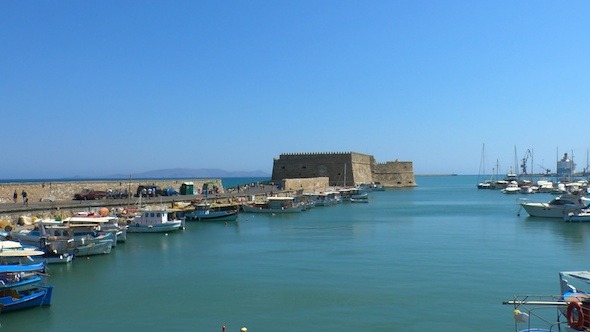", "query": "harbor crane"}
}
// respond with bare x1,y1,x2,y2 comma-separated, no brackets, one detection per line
520,149,532,175
538,164,551,175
